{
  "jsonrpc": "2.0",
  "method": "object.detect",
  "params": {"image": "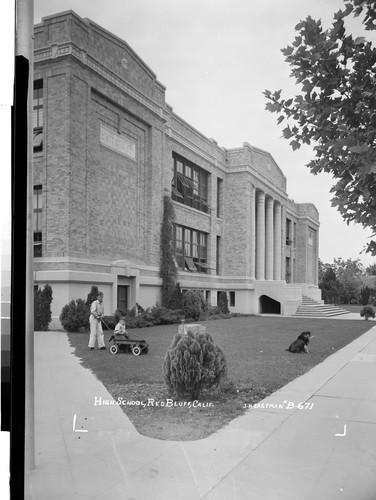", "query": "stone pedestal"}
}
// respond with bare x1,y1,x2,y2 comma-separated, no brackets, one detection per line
178,324,207,335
